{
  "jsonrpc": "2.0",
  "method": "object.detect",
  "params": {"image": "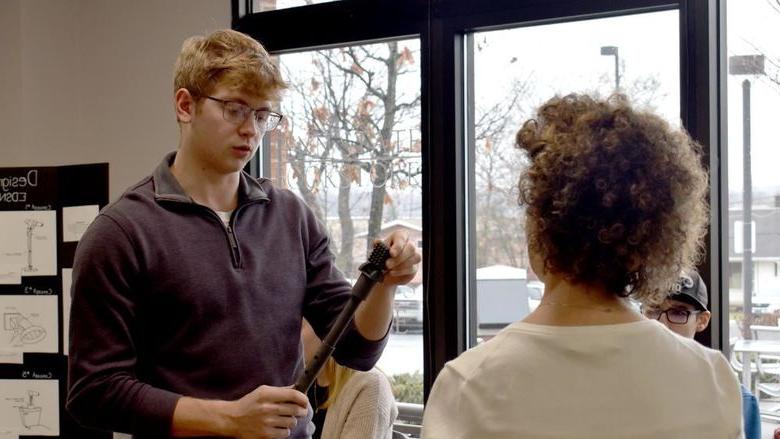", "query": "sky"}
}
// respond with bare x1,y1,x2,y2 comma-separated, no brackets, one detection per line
472,10,681,196
474,10,680,124
473,3,779,201
273,2,779,206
